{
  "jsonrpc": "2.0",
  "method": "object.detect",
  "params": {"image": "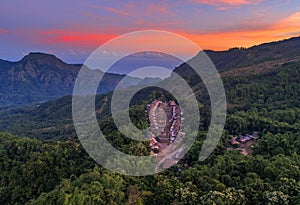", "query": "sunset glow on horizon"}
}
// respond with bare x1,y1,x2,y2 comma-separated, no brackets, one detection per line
1,0,300,63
